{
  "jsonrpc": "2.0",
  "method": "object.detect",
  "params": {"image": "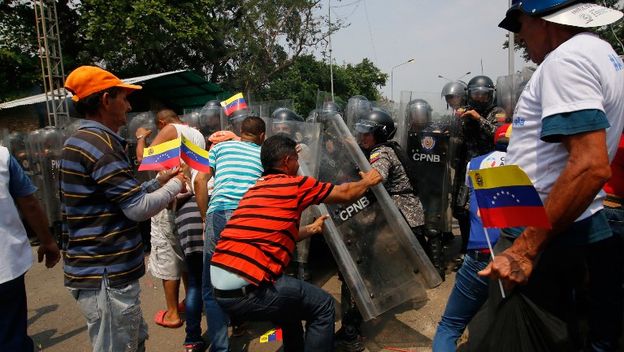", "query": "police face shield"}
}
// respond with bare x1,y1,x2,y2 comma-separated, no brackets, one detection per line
445,95,464,110
468,87,494,105
272,121,295,137
354,120,378,150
